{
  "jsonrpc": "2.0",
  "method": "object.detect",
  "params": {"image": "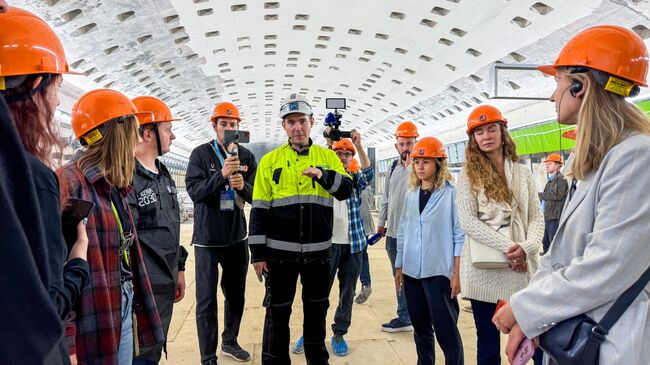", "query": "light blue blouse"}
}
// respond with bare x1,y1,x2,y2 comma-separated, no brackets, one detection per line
396,181,465,279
